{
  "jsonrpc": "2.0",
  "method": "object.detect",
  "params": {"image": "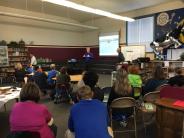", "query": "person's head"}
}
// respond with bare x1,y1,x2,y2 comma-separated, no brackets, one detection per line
77,85,93,100
114,68,131,95
86,47,90,53
60,67,67,74
20,82,40,103
117,47,121,53
128,65,140,75
175,67,183,75
50,64,56,70
153,65,165,80
30,53,34,58
34,65,42,72
15,63,22,70
83,71,99,88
